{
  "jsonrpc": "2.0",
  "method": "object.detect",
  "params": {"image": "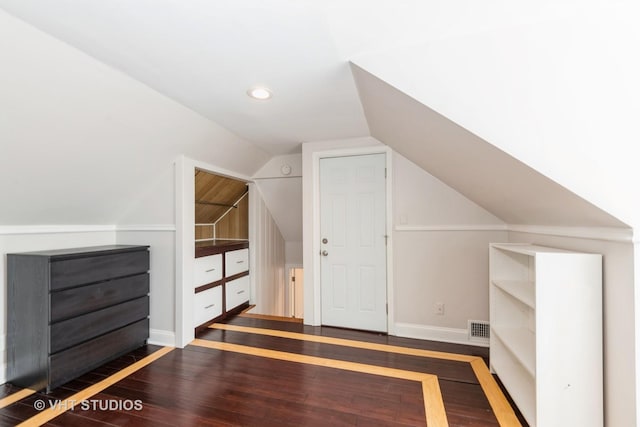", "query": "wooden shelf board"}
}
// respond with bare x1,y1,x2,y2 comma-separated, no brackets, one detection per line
492,326,535,377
